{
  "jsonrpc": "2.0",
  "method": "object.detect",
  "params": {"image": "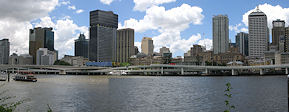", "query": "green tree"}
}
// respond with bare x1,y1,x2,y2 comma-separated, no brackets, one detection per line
224,82,235,112
0,84,28,112
53,60,72,66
